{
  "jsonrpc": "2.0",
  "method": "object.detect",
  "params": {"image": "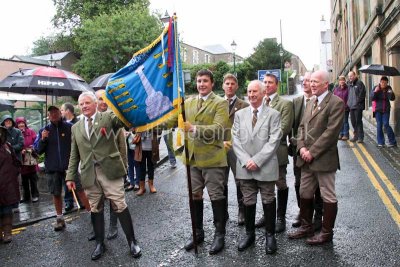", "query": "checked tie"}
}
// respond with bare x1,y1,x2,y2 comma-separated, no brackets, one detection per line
87,117,93,137
197,98,204,112
312,99,319,115
252,109,258,129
